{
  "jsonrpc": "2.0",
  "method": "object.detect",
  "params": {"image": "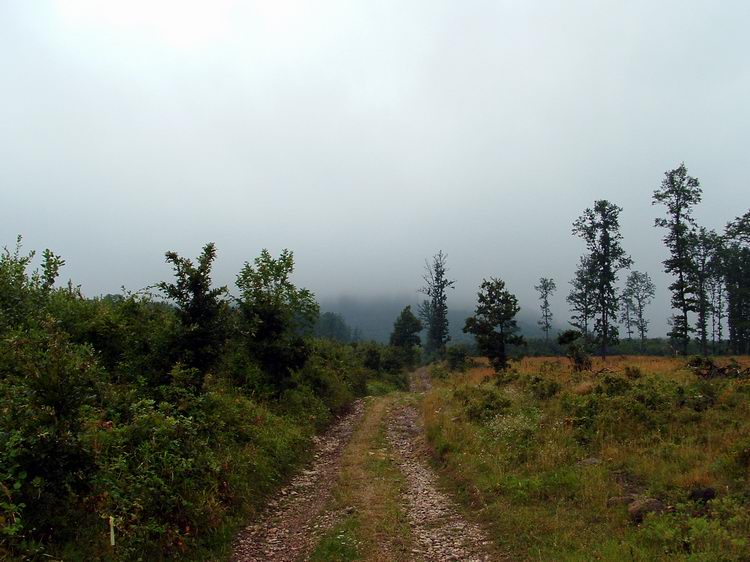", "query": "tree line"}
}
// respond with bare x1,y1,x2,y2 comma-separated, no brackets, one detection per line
398,163,749,370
